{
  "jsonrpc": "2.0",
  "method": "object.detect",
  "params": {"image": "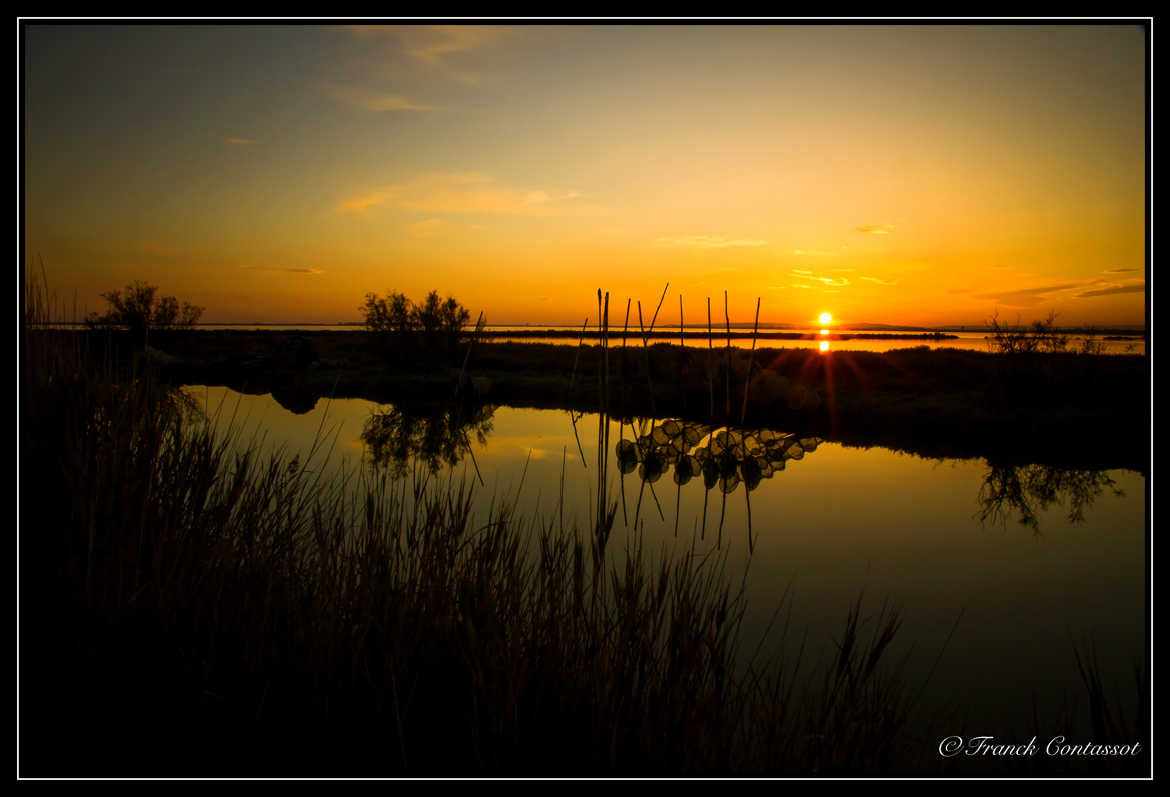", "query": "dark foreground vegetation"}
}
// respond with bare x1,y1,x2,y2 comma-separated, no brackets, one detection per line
23,302,928,778
124,326,1148,472
21,285,1149,777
